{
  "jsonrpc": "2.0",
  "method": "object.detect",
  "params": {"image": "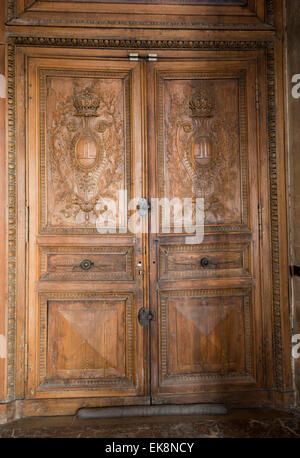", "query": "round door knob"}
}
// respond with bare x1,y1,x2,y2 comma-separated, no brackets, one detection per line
80,259,94,271
200,257,210,268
